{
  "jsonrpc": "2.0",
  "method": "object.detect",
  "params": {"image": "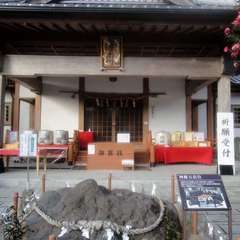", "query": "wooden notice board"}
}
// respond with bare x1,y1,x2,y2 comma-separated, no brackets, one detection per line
87,142,134,170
